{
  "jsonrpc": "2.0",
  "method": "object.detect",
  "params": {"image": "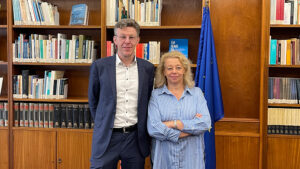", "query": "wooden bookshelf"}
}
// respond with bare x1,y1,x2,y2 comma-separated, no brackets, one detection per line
13,62,91,66
13,97,88,103
0,61,8,65
0,1,8,169
0,97,8,101
270,24,300,28
107,25,202,29
12,127,93,133
264,0,300,168
0,0,271,169
268,103,300,108
12,25,101,29
268,65,300,68
267,134,300,138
